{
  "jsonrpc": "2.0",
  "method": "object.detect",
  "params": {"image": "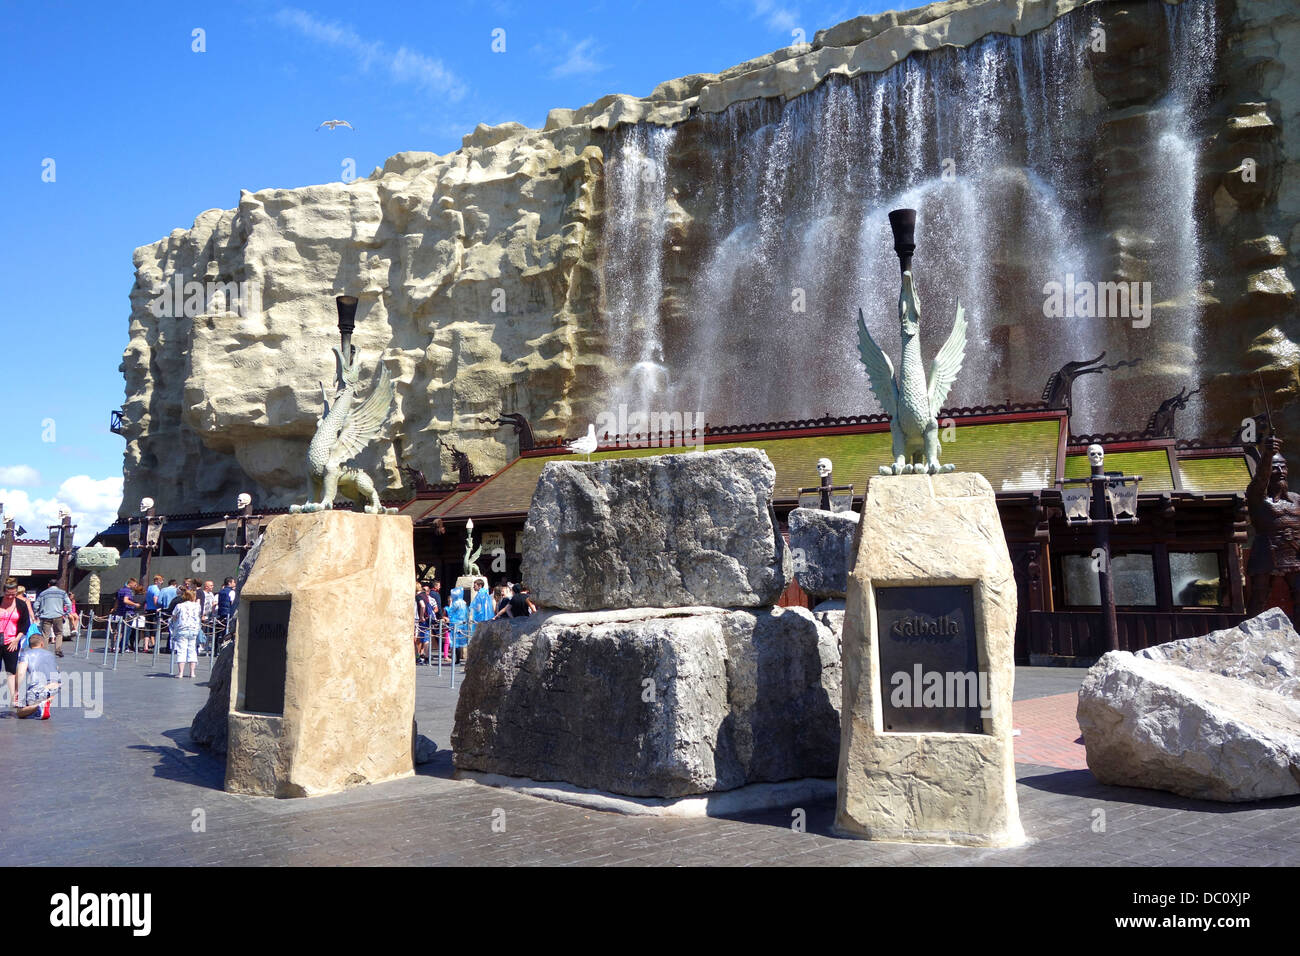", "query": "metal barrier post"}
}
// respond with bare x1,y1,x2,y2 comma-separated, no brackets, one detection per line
205,617,216,675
